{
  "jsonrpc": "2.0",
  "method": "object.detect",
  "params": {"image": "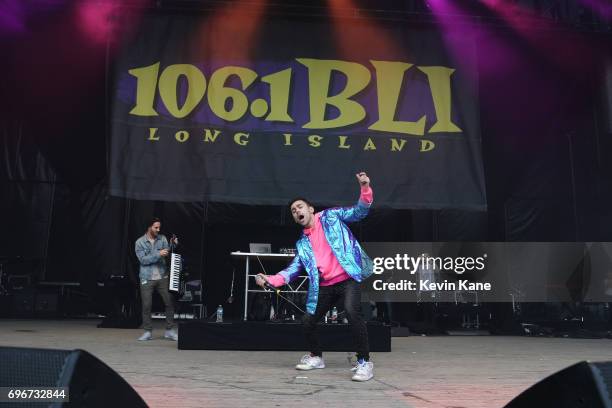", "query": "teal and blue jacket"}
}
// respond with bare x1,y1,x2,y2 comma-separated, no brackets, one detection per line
278,197,374,315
